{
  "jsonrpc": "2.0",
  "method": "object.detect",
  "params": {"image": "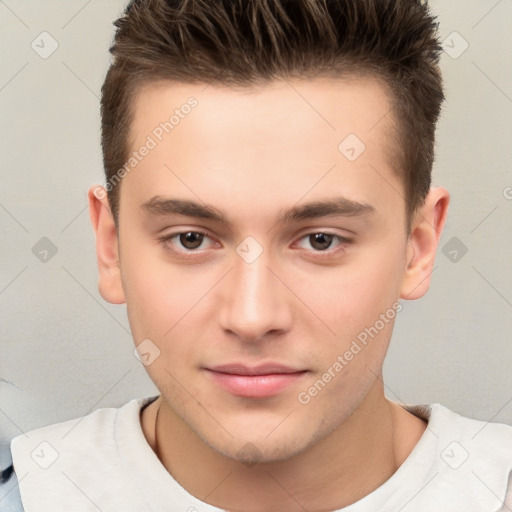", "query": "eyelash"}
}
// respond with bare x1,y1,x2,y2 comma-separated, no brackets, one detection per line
157,230,353,259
